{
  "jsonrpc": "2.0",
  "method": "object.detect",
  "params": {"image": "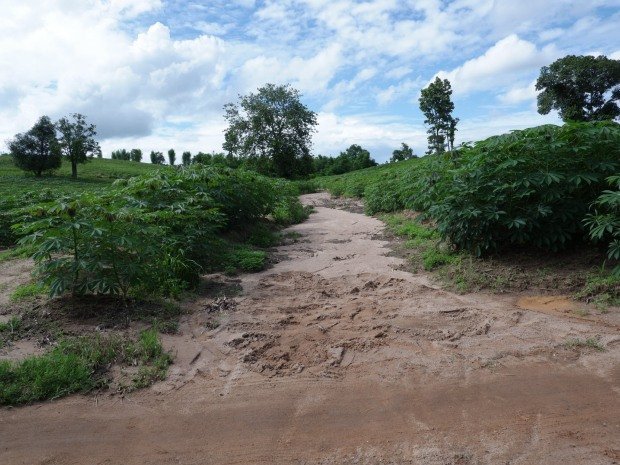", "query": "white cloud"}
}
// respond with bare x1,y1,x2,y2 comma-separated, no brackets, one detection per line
435,34,558,95
498,81,538,105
